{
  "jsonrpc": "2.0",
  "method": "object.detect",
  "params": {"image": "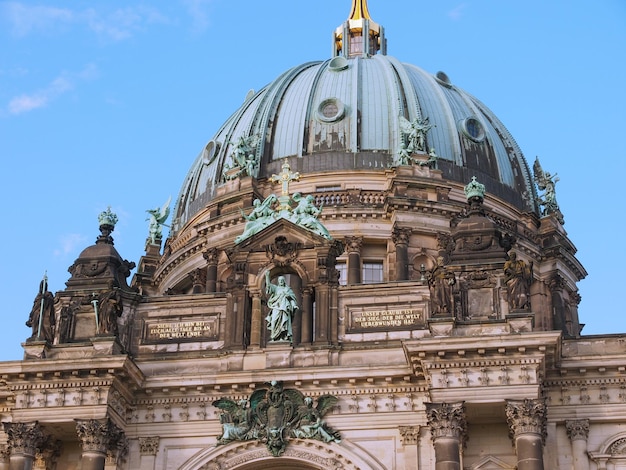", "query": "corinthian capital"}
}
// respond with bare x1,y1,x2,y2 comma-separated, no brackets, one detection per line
425,402,467,443
345,236,363,253
75,418,125,455
392,227,412,246
505,398,547,443
2,421,44,456
566,419,589,442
